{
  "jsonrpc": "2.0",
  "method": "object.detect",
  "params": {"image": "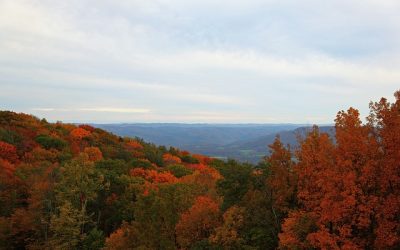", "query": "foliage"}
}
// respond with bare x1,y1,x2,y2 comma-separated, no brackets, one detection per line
0,90,399,249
